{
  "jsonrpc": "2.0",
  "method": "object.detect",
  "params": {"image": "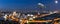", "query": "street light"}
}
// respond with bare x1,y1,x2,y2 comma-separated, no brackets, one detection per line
33,16,36,18
20,19,22,22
